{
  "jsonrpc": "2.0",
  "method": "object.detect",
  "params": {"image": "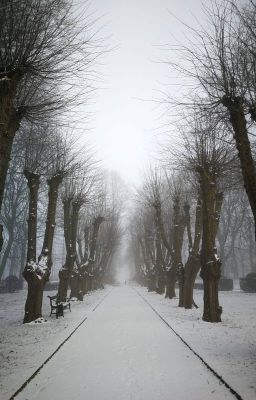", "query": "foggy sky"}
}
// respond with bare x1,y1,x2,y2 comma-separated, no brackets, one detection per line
86,0,209,185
